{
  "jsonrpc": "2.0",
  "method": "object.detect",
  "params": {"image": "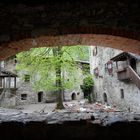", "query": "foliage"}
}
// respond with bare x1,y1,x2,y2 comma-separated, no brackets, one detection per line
16,46,89,91
16,45,90,109
81,75,94,103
